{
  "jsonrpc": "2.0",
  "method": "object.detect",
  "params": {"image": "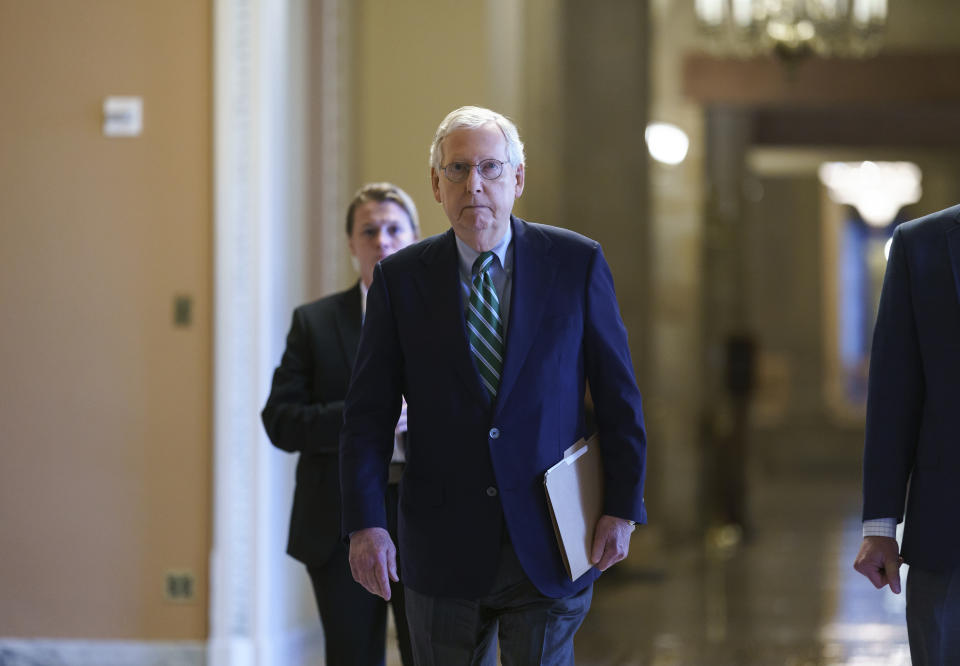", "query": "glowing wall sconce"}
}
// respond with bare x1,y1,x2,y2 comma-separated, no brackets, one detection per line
645,122,690,166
